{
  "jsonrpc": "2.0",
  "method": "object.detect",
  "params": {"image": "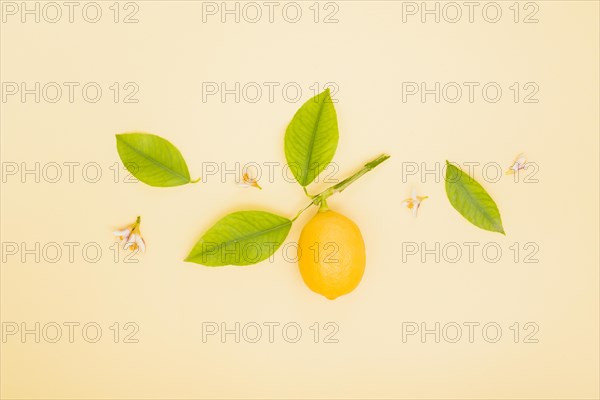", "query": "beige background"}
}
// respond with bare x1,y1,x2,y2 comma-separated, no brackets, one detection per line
1,1,599,399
